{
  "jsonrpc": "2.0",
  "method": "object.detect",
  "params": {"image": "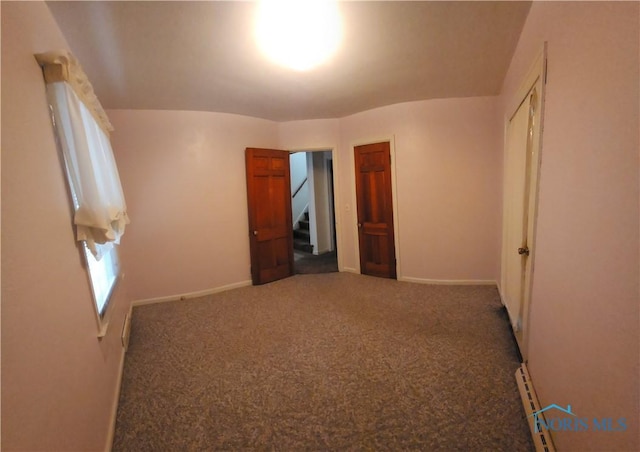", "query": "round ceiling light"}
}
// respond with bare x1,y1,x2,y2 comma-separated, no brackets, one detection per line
255,0,342,71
